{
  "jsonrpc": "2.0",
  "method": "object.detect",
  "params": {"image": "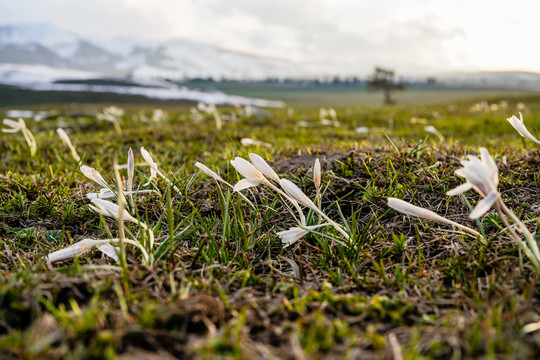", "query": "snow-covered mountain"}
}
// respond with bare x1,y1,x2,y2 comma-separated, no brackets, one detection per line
0,23,305,81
